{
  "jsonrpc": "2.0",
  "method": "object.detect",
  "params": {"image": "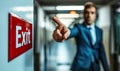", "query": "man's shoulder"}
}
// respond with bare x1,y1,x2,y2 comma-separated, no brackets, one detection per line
74,23,84,28
95,26,102,30
95,26,103,33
